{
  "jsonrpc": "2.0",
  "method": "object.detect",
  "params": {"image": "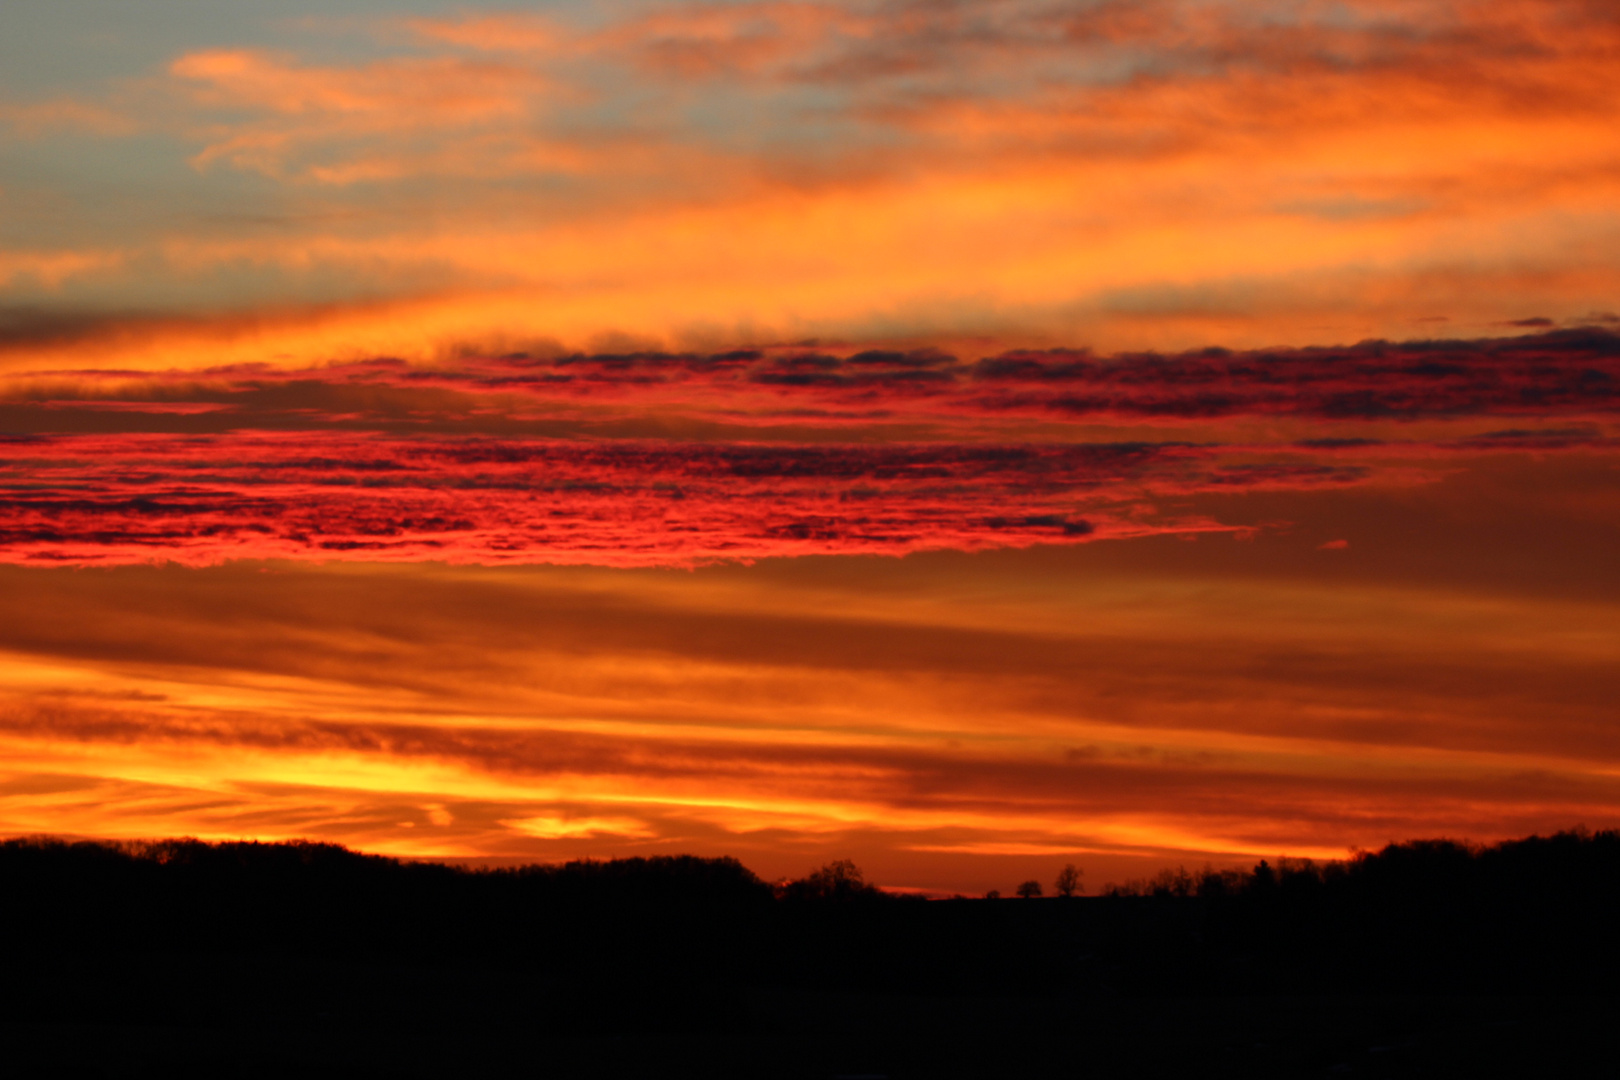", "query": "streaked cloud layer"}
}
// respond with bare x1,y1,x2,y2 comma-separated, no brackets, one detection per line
2,1,1617,889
